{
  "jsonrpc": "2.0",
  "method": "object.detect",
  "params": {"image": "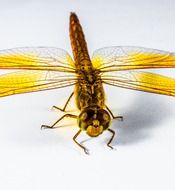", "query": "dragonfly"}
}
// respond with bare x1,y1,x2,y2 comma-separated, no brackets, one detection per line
0,13,175,154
